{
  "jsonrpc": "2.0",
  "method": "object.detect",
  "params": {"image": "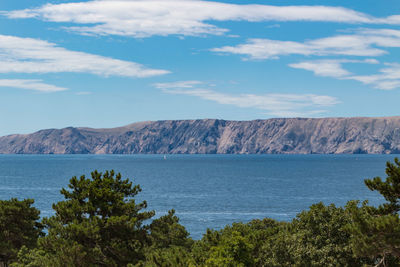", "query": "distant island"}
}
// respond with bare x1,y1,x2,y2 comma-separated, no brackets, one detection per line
1,117,400,154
